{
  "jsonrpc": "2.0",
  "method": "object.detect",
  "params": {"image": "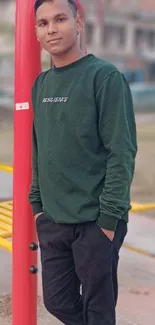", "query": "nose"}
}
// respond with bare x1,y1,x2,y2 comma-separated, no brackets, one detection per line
47,22,58,34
